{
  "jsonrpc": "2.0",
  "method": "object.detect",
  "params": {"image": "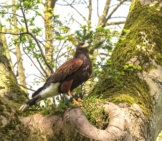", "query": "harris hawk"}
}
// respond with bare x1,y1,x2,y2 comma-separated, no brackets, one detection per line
19,42,92,112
